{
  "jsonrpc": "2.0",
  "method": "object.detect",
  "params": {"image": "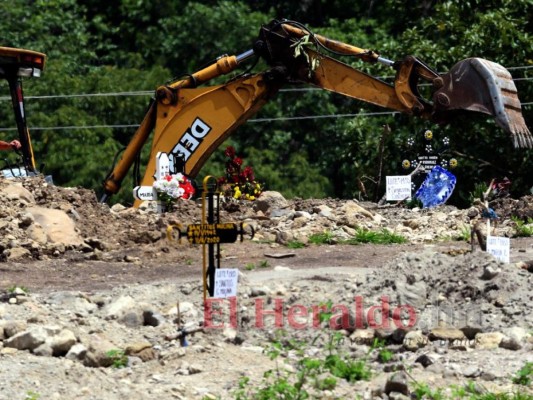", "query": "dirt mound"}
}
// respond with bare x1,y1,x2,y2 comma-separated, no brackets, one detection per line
366,250,533,331
490,195,533,220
